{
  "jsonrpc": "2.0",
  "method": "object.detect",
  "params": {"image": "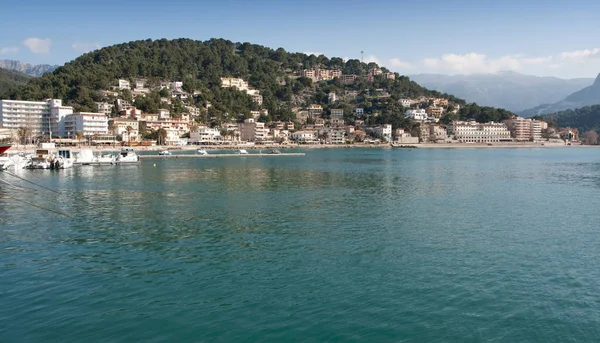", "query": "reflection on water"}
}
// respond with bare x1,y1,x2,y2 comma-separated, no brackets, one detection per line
1,148,600,341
